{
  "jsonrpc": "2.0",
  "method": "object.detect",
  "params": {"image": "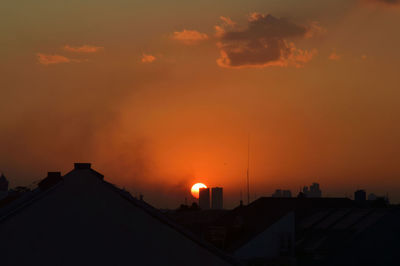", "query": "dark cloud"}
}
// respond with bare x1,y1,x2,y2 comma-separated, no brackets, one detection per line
374,0,400,4
215,13,318,68
365,0,400,6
